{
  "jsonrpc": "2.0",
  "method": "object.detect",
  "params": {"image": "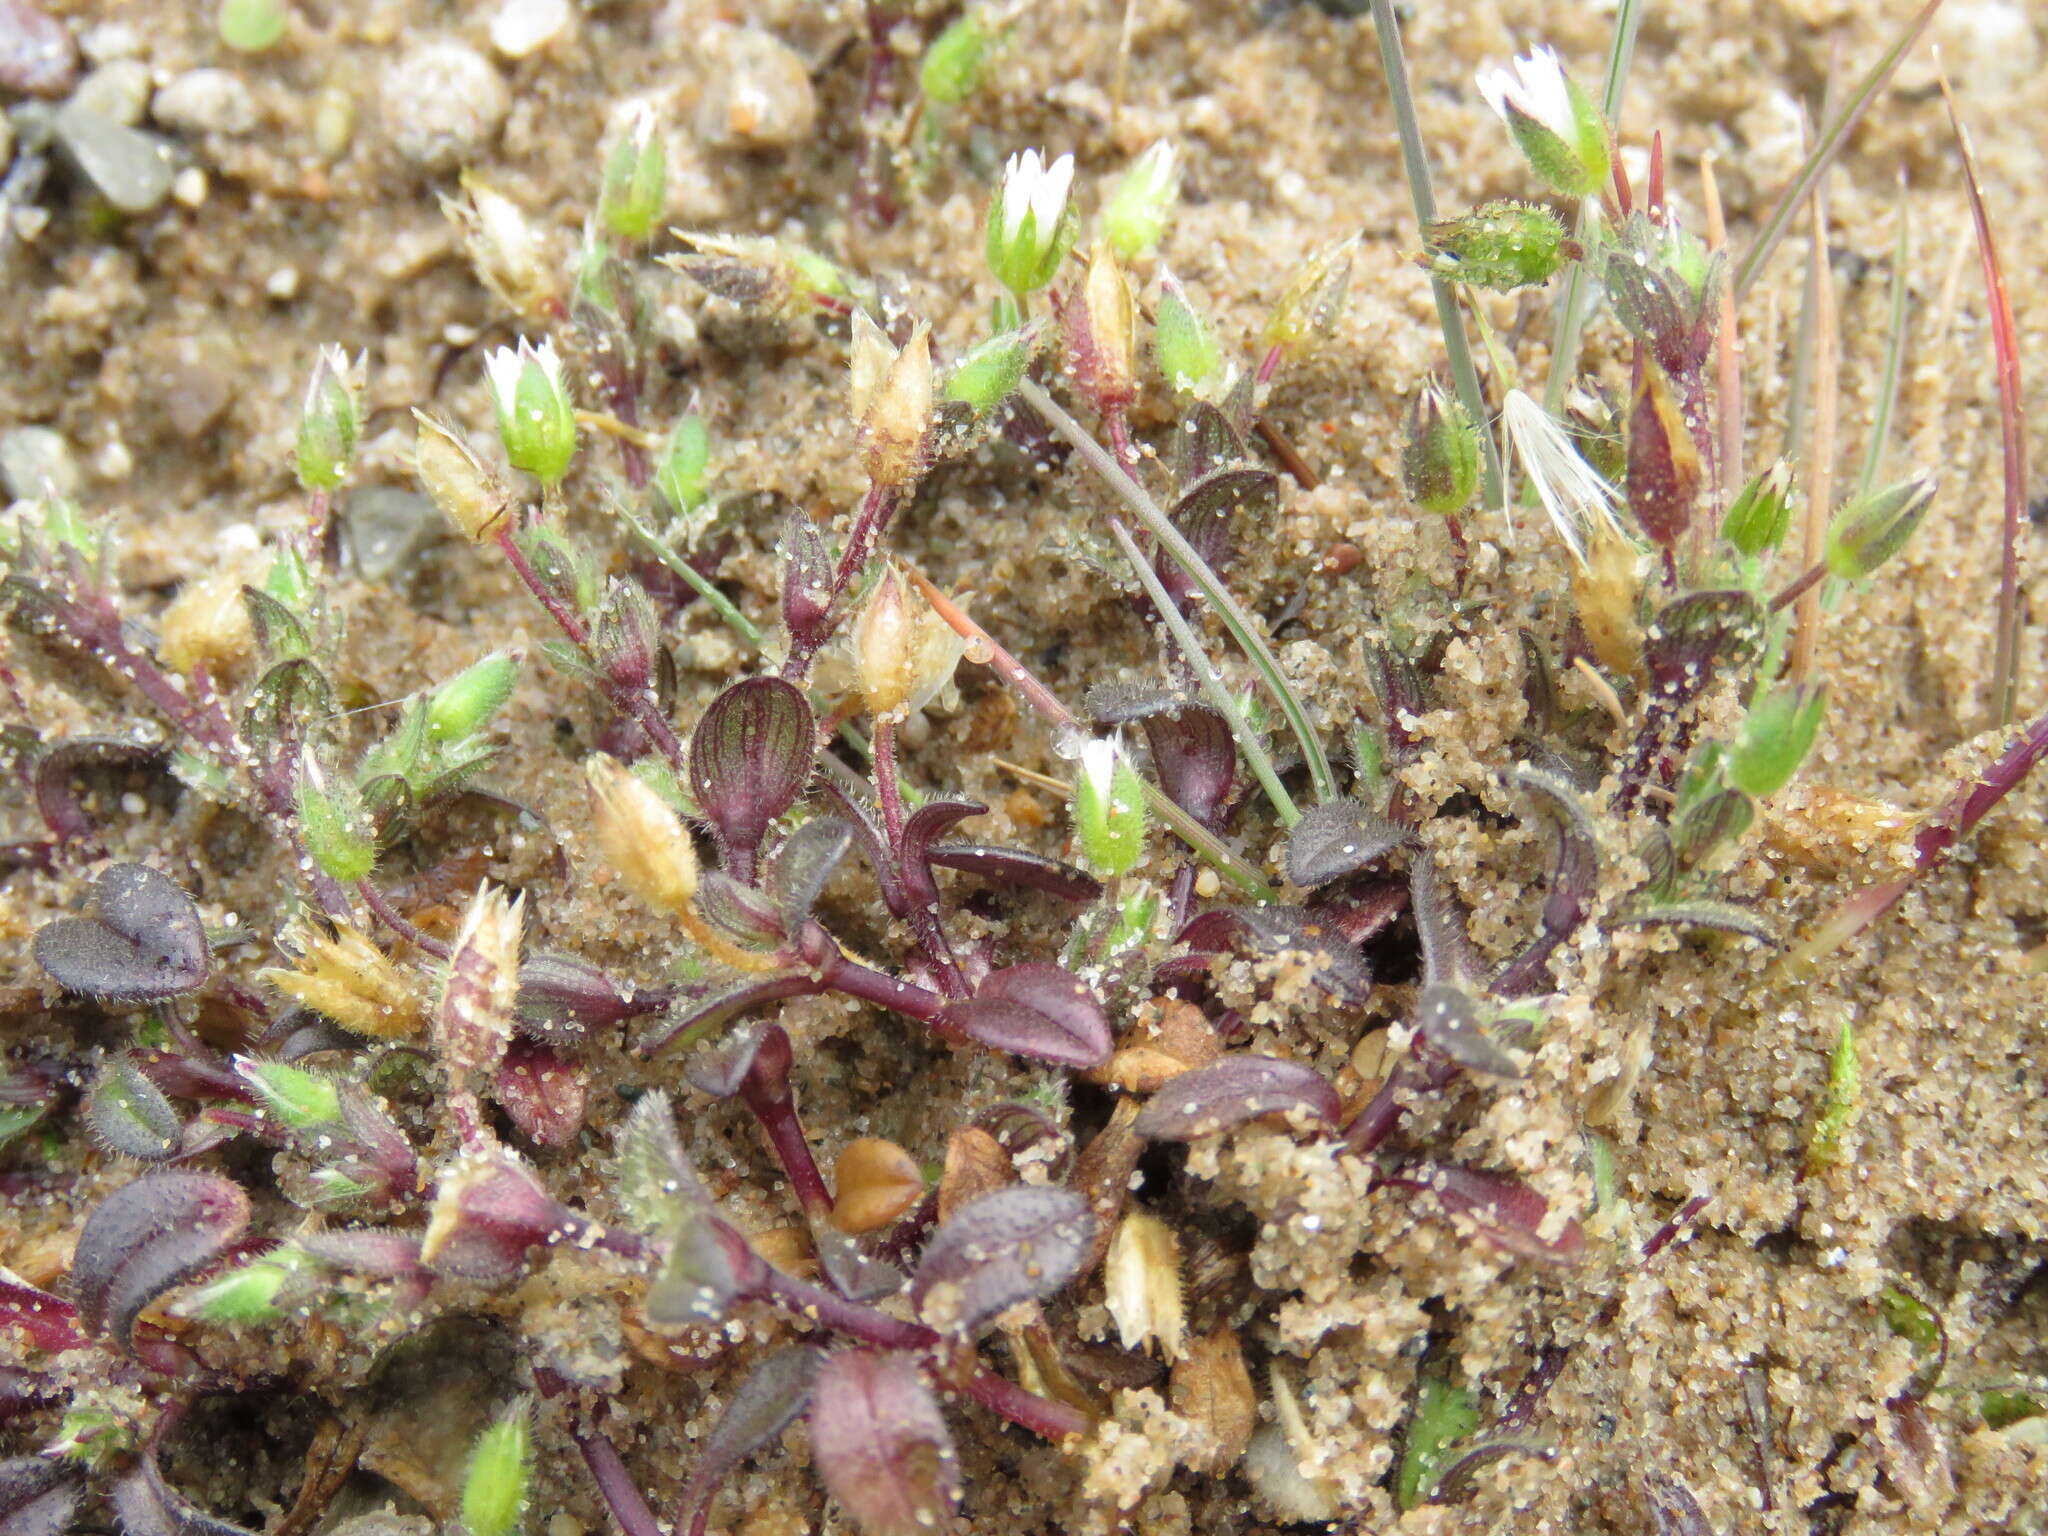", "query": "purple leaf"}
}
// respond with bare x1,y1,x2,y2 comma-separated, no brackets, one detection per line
813,1222,903,1303
110,1452,259,1536
70,1171,249,1350
493,1038,588,1148
808,1350,960,1536
937,963,1112,1068
683,1017,787,1100
0,1457,84,1536
1367,642,1429,752
1174,905,1373,1005
896,798,986,914
1285,797,1406,888
923,844,1101,904
1642,590,1762,694
636,969,821,1056
296,1227,425,1278
972,1101,1072,1181
1639,1470,1718,1536
1492,768,1599,997
1140,706,1236,831
690,677,816,877
0,1274,87,1354
1171,399,1249,486
644,1212,753,1325
694,871,788,947
1410,854,1484,991
909,1186,1093,1336
678,1346,823,1536
33,736,161,845
765,817,853,933
85,1058,183,1161
779,509,836,657
1376,1164,1585,1267
1429,1438,1558,1505
1084,681,1181,725
33,863,210,1003
1156,466,1272,611
1131,1054,1341,1141
420,1153,574,1284
515,952,644,1040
